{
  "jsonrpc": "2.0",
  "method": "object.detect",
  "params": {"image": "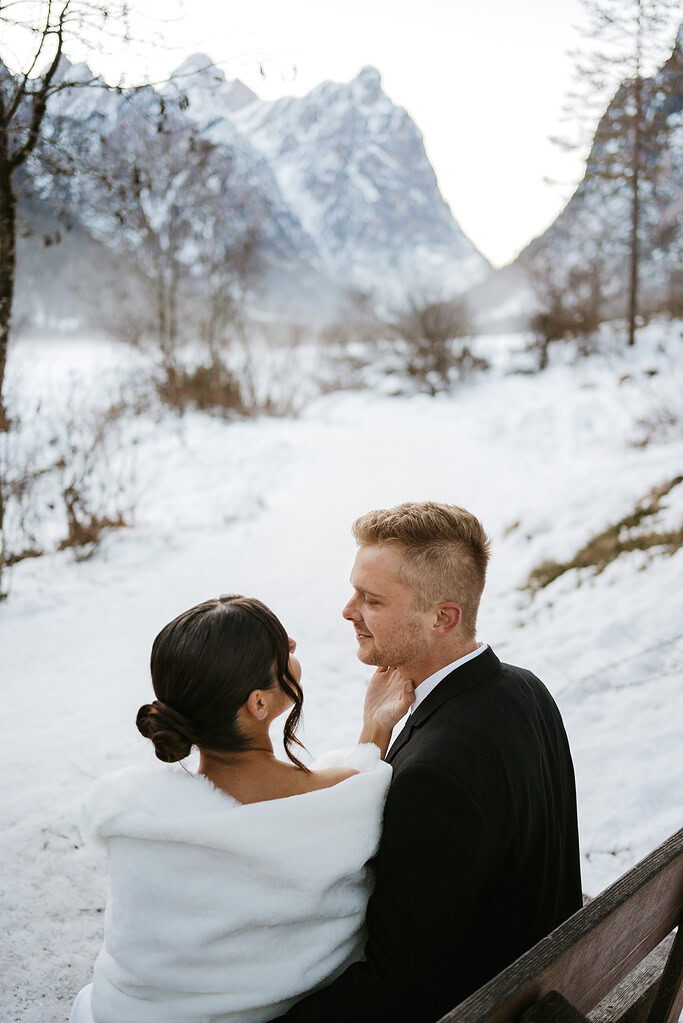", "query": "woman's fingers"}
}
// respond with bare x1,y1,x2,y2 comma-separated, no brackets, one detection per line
396,682,416,717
